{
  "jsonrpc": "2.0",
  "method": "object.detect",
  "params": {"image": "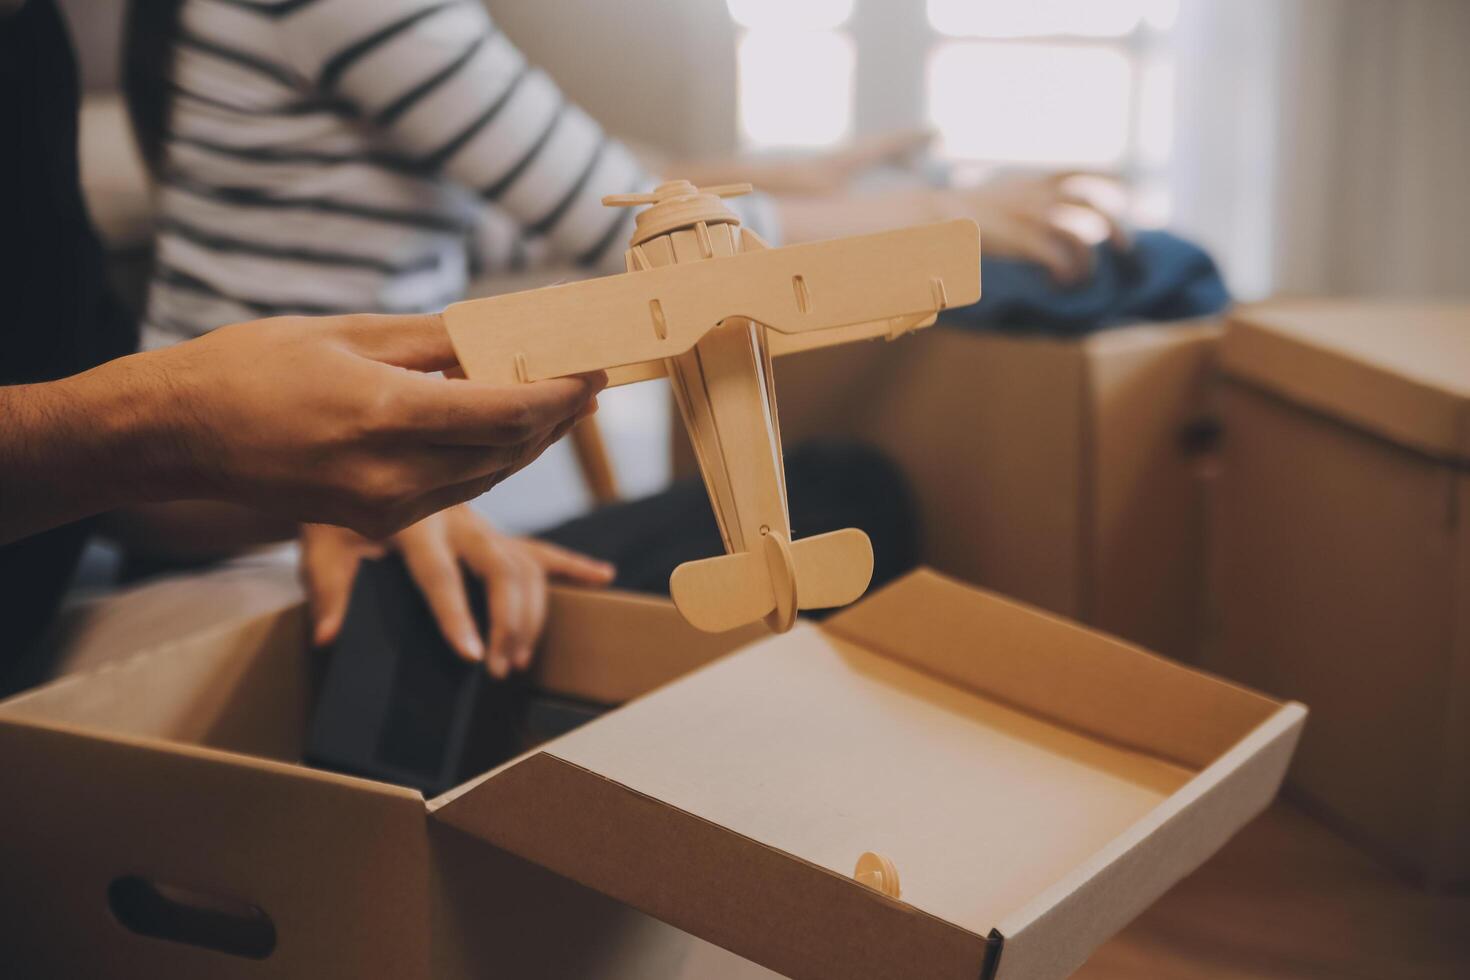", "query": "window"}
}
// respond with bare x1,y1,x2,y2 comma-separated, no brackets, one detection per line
731,0,857,149
926,0,1178,224
729,0,1179,225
